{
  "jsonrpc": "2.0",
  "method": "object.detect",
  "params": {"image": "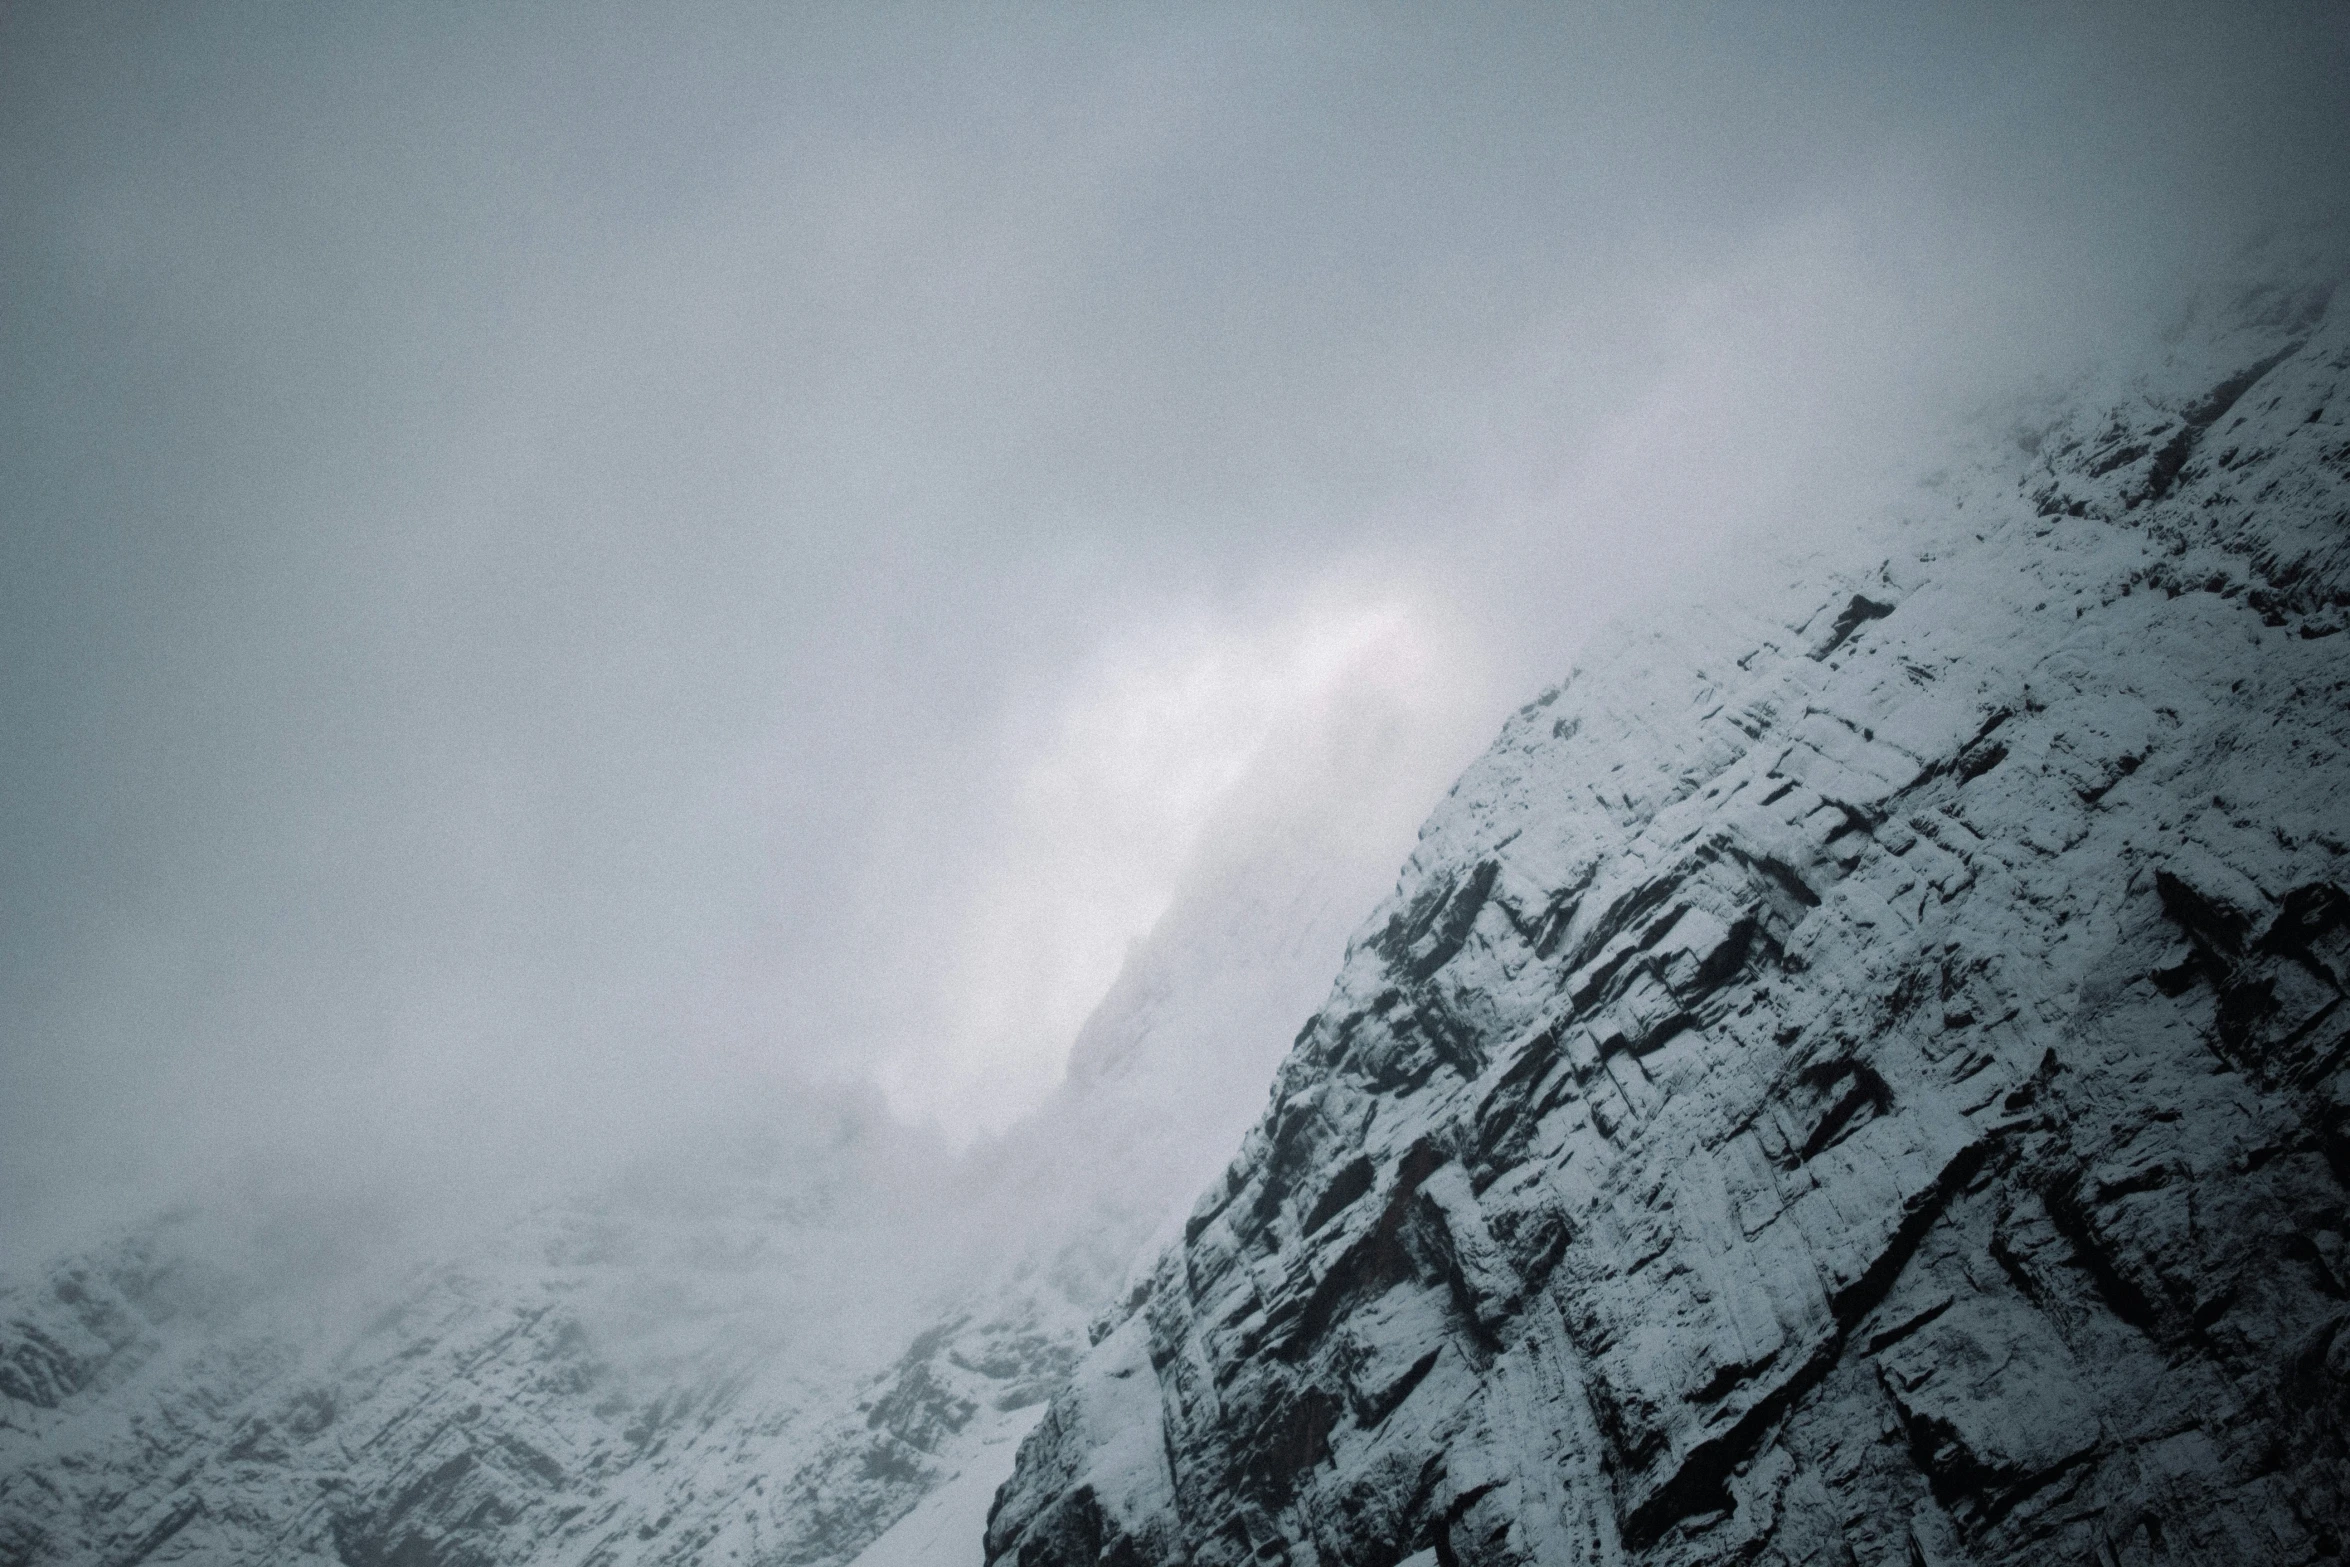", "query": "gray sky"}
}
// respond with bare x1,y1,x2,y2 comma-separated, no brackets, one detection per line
4,1,2345,1254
